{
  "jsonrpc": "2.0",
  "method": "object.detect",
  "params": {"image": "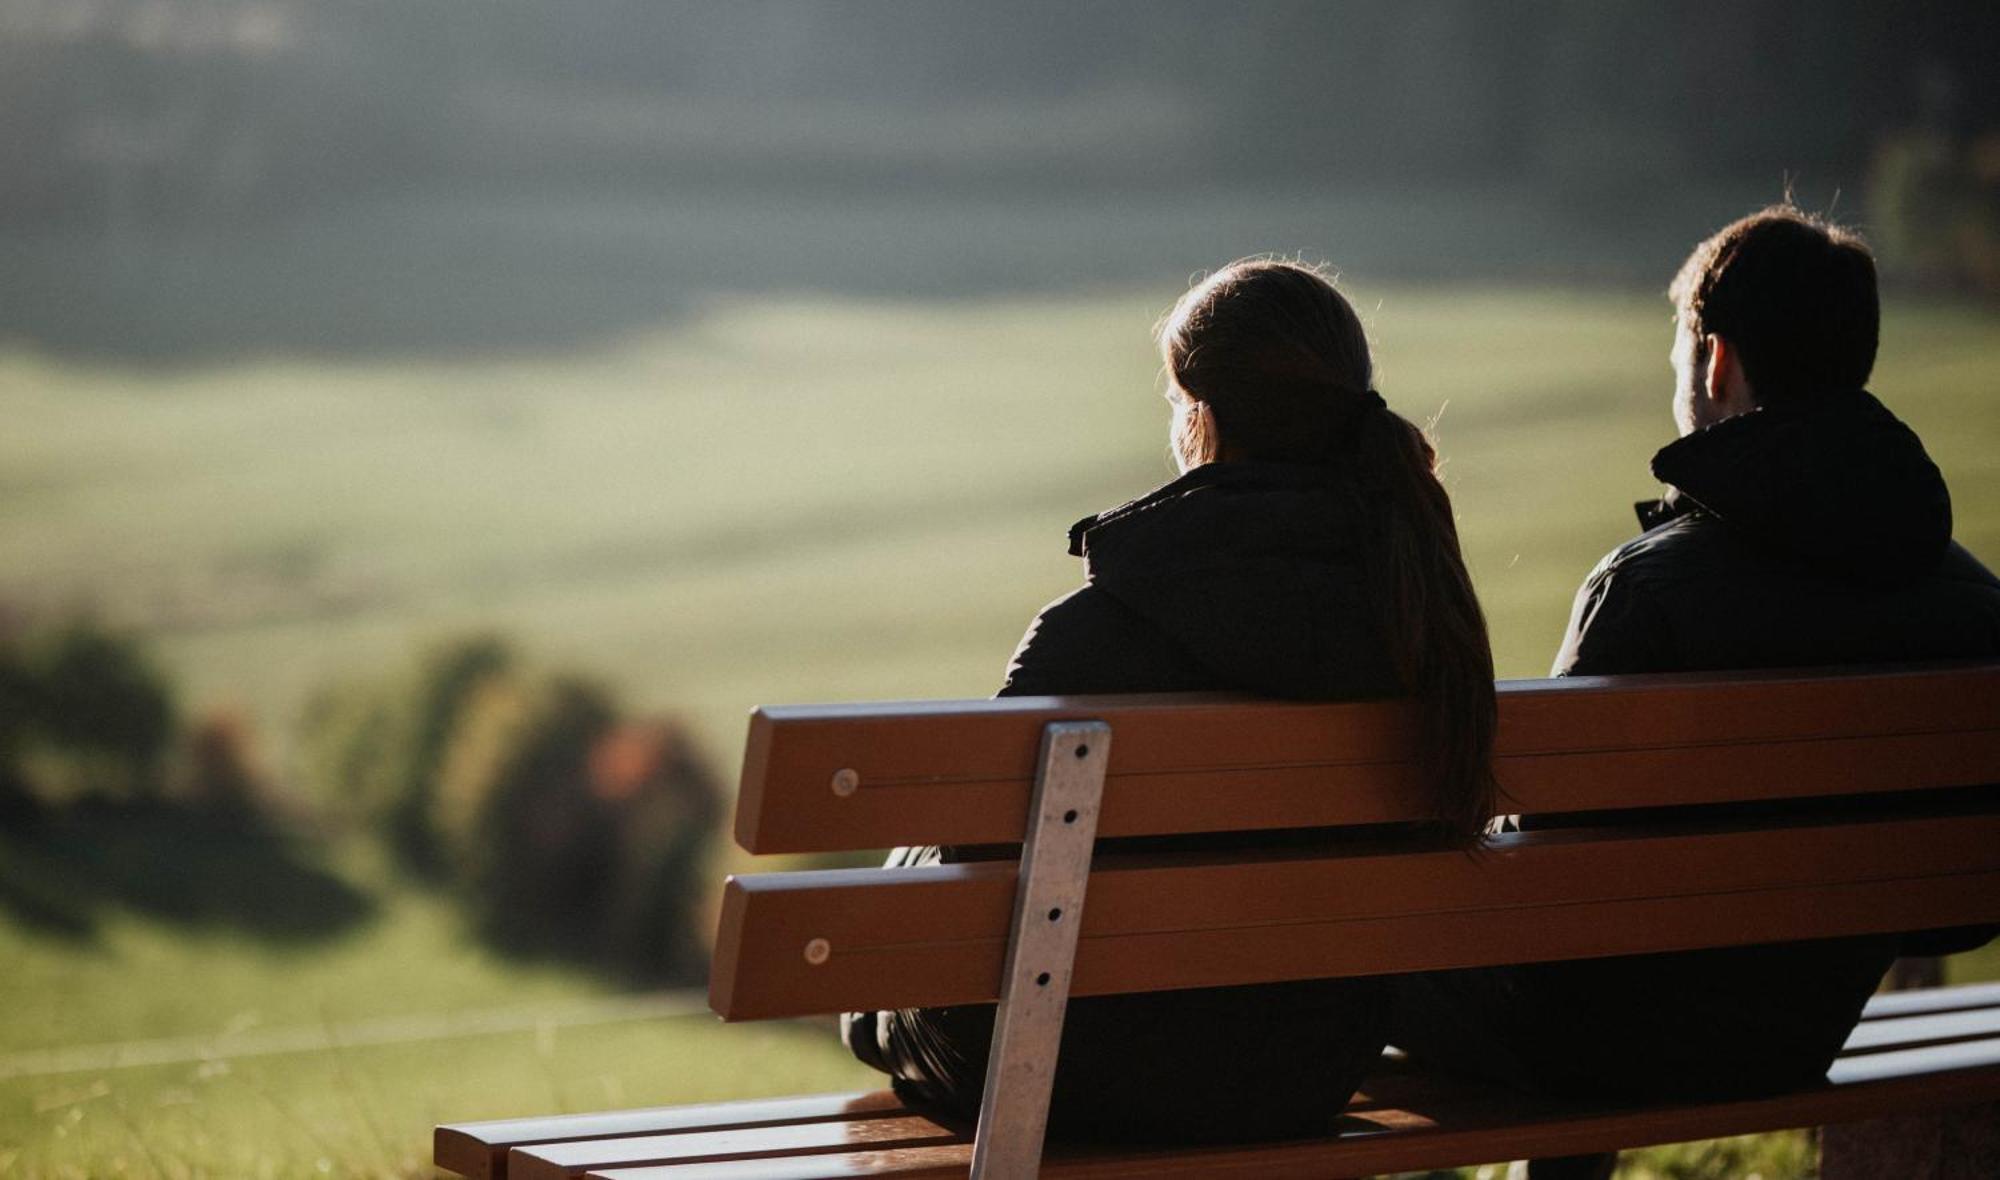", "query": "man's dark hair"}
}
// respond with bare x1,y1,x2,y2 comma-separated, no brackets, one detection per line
1669,205,1879,403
